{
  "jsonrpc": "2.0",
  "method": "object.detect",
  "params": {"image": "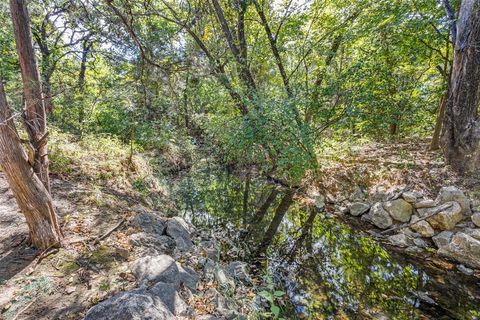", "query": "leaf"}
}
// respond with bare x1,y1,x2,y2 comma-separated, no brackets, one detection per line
273,290,284,297
271,305,280,317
